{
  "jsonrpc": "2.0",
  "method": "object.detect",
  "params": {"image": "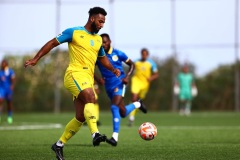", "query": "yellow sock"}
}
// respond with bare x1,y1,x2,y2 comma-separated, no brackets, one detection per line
95,103,100,122
129,108,139,120
84,103,98,134
59,117,82,144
